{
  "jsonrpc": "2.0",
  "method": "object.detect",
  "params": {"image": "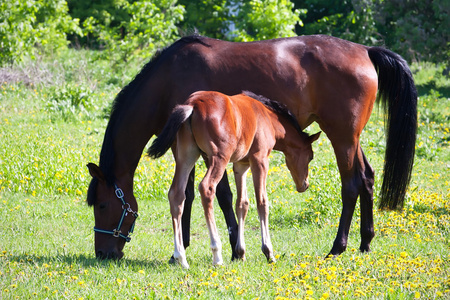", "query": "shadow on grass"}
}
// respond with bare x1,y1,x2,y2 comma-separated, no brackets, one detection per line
416,81,450,98
5,253,165,269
